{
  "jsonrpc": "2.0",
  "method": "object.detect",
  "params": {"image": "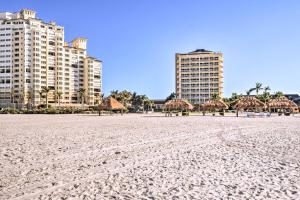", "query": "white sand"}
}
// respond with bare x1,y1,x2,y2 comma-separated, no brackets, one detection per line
0,114,300,199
